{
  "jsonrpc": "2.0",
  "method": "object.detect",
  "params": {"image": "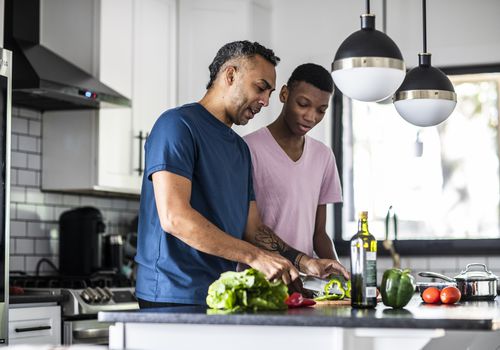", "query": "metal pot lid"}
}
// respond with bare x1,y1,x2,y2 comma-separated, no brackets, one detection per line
454,263,498,281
